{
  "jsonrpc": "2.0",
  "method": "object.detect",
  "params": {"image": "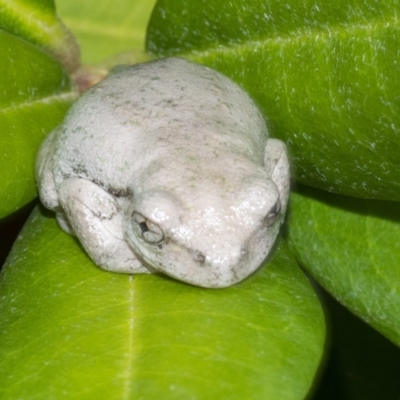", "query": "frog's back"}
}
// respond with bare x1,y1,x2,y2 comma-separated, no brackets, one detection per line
51,58,268,190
